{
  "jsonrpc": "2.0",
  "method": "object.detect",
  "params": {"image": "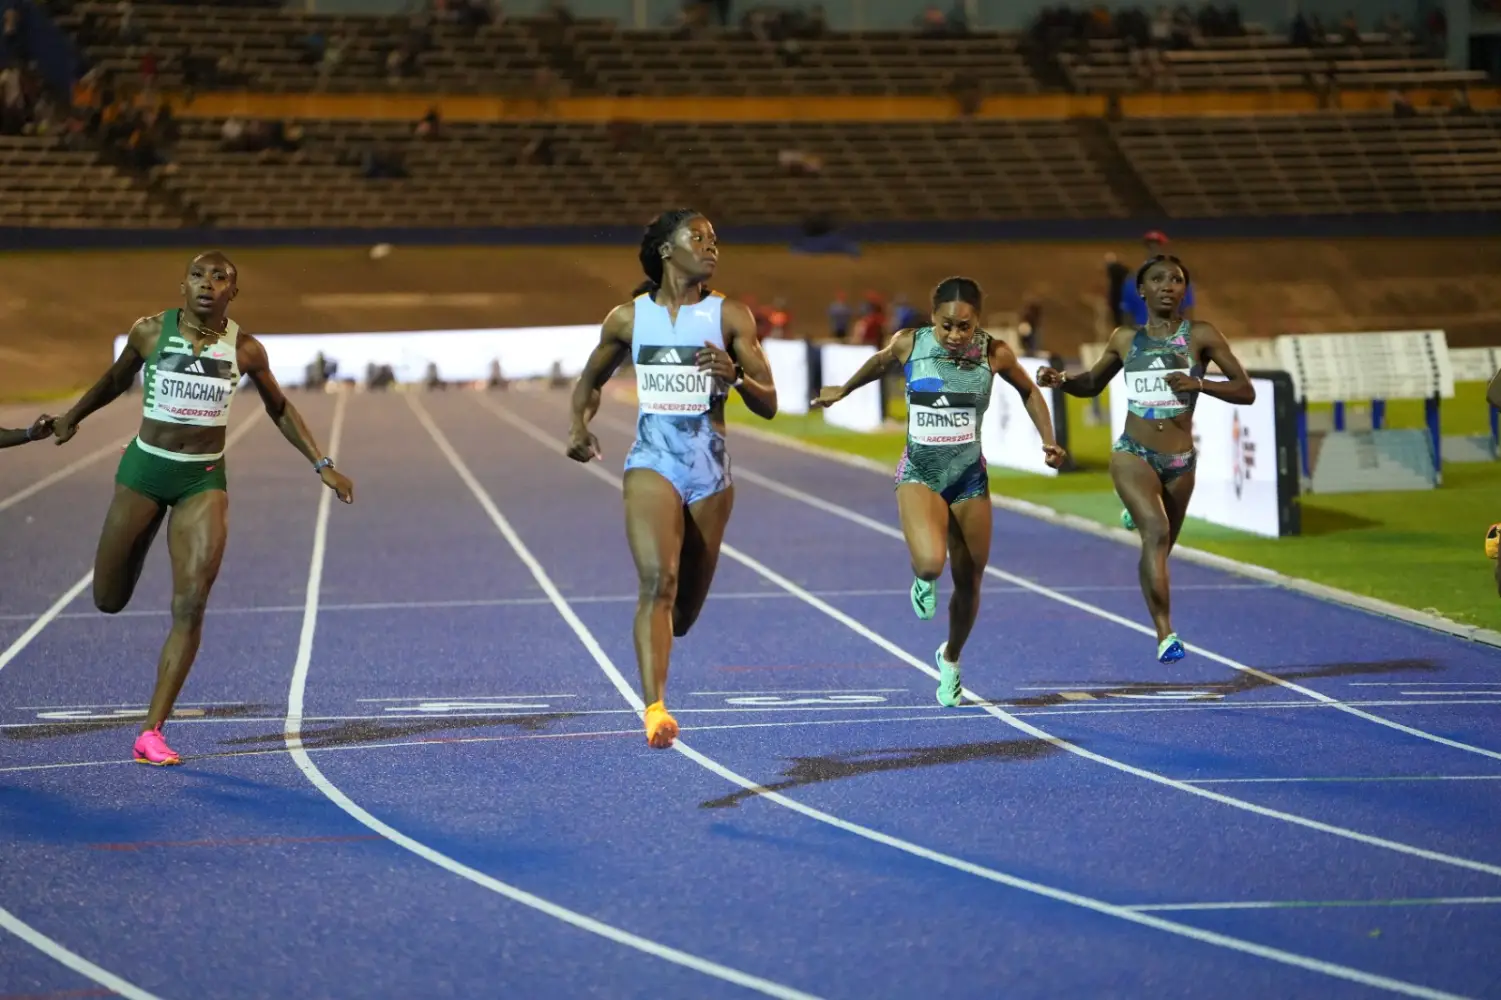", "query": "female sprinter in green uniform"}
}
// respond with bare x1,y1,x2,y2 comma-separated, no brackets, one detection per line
812,277,1065,706
51,251,355,766
0,416,55,448
1036,255,1254,663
